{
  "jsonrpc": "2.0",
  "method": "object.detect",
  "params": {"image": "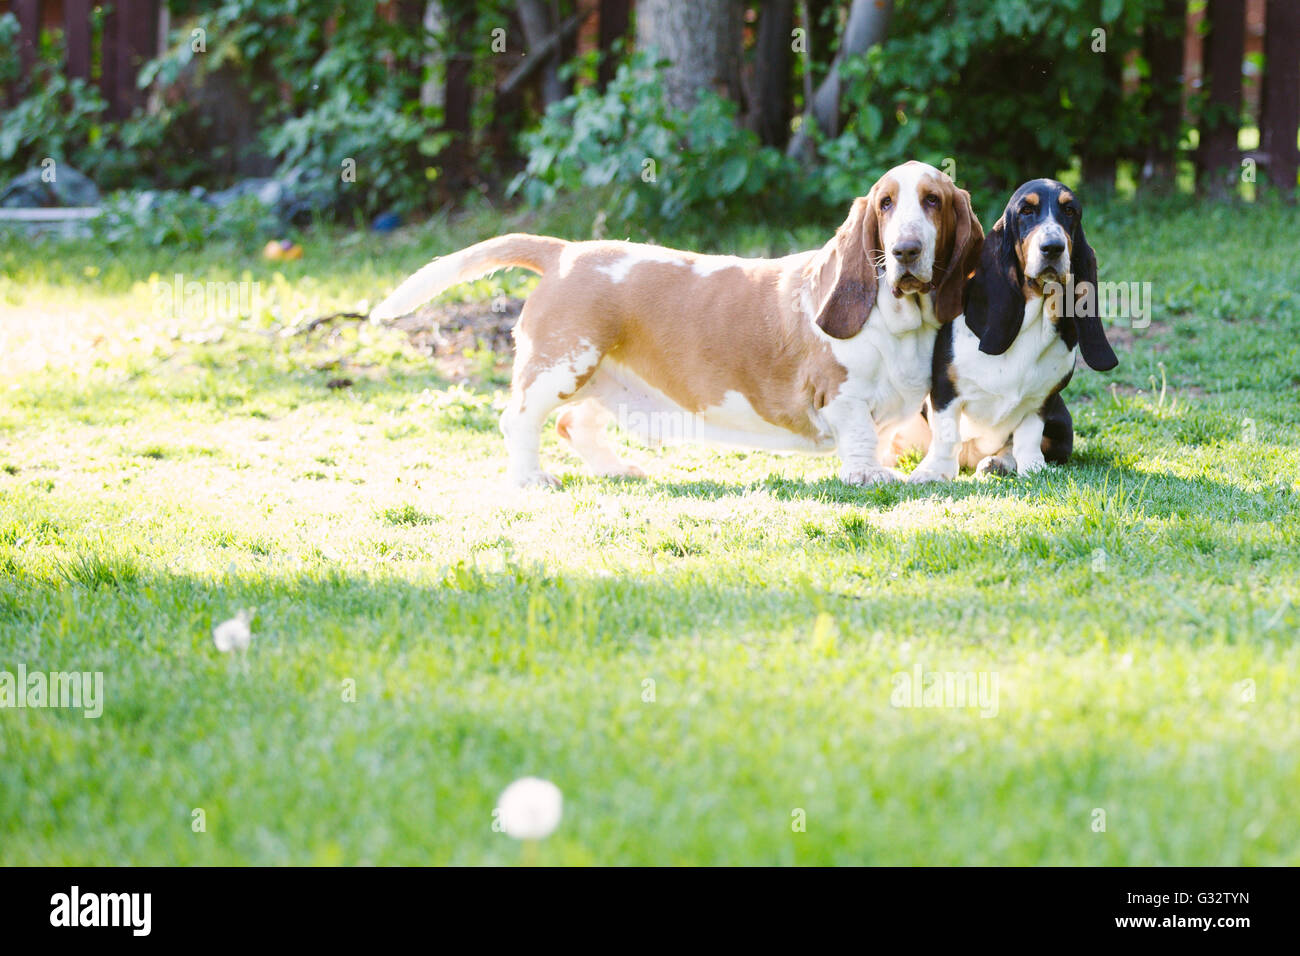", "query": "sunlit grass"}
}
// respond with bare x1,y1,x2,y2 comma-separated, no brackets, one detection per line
0,196,1298,864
